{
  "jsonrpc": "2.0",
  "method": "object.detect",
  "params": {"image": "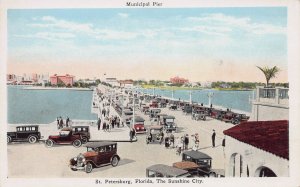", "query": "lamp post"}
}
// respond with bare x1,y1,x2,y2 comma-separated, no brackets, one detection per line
207,92,214,107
